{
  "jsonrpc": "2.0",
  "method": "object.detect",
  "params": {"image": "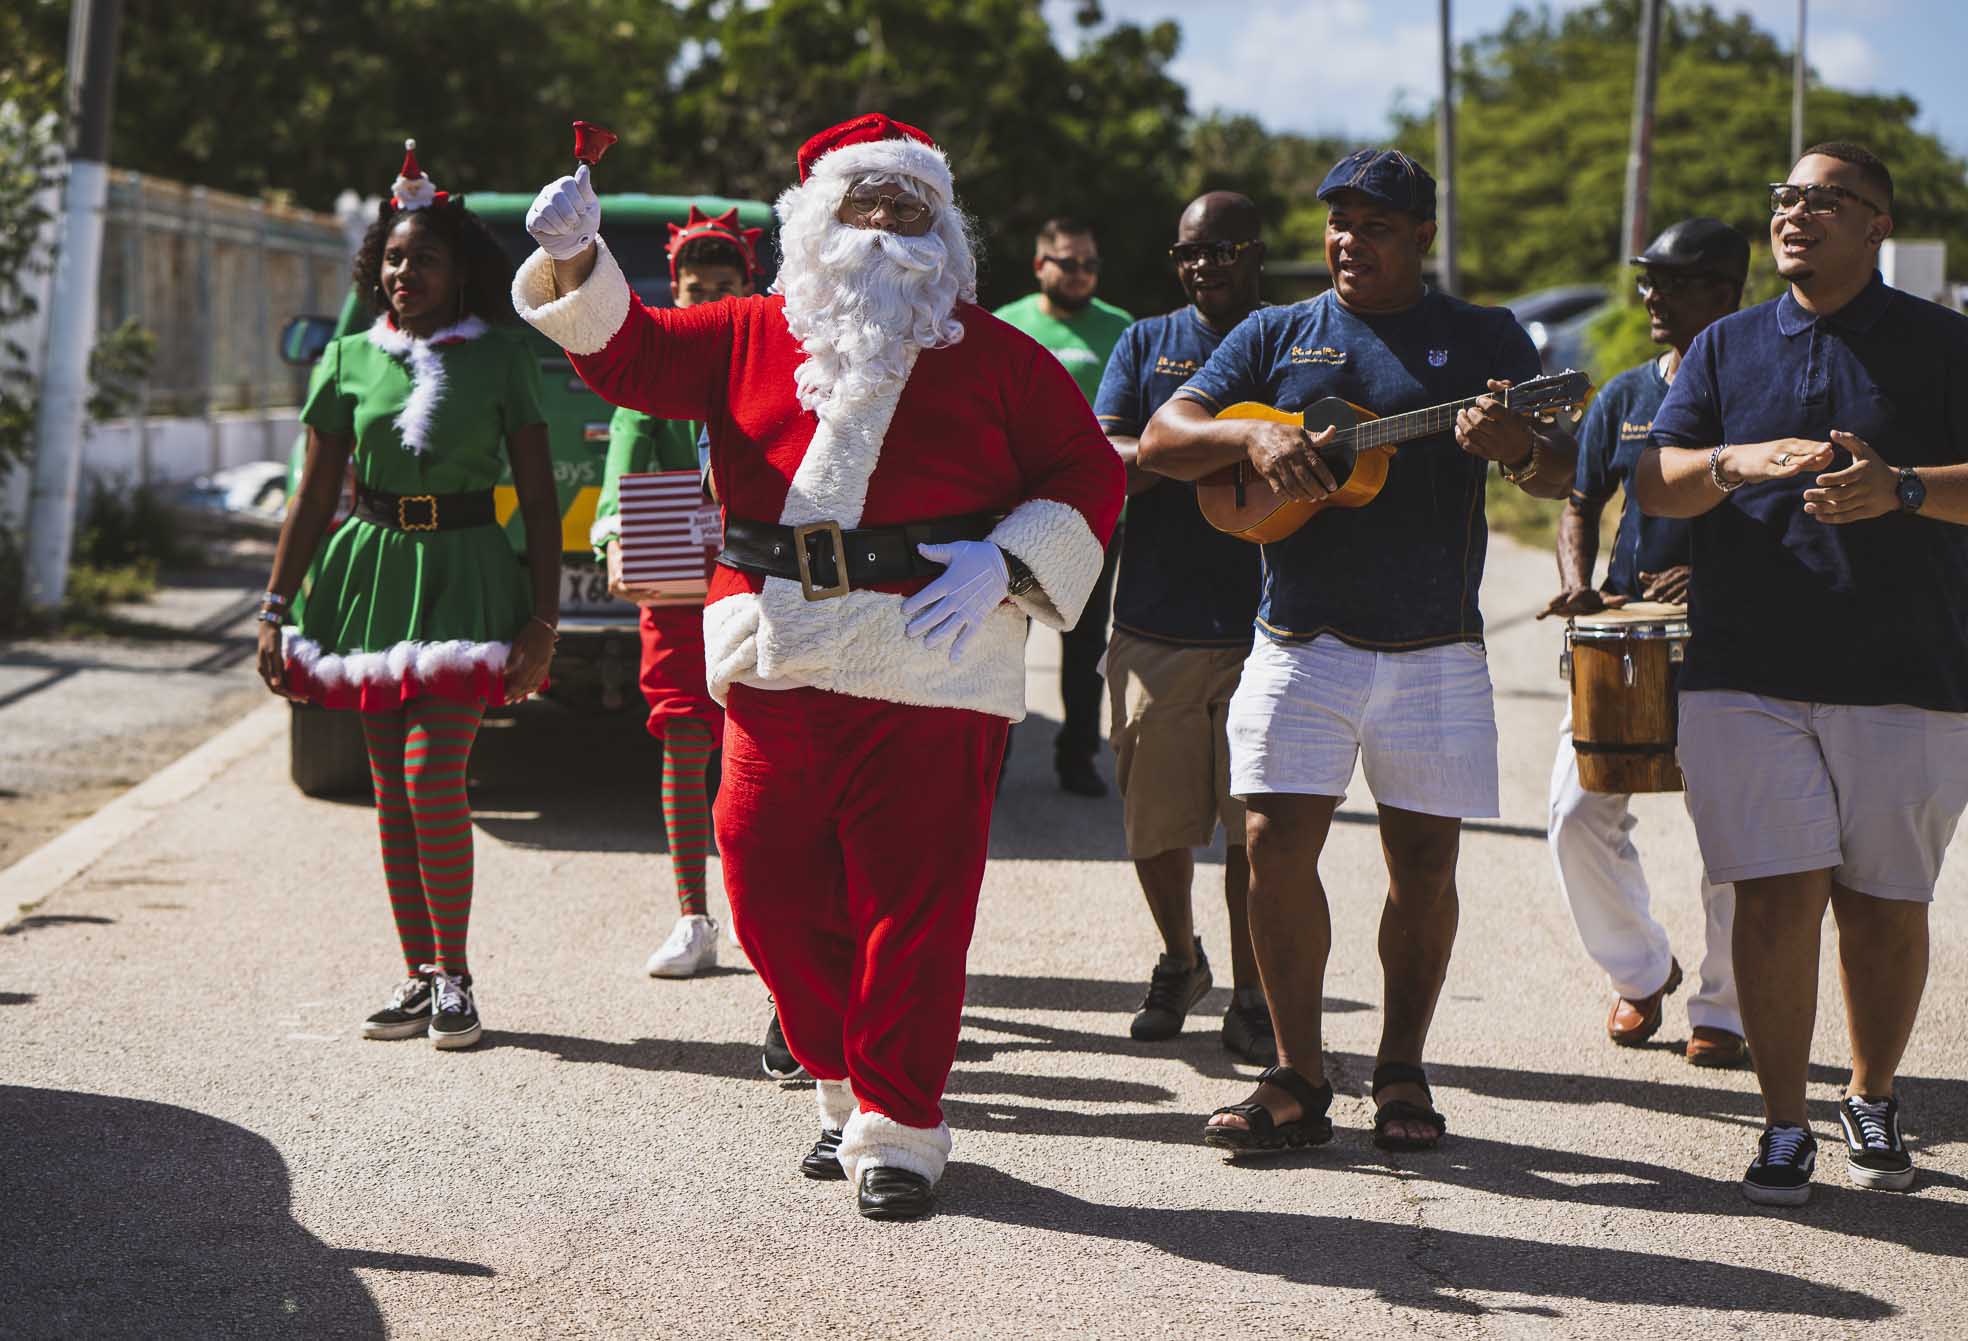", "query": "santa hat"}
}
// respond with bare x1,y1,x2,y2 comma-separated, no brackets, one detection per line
666,205,766,285
793,113,953,204
390,139,448,213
